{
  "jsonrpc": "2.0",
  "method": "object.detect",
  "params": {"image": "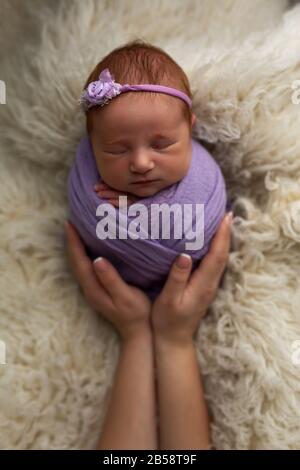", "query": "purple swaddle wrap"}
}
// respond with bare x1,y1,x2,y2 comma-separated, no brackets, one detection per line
67,136,228,300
